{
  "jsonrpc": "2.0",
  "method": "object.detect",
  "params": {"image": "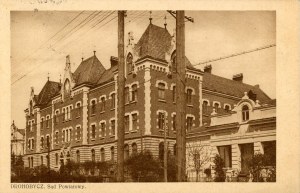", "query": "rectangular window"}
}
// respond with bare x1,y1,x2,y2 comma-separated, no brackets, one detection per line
111,94,115,109
91,125,96,139
218,146,232,168
124,115,129,132
101,122,105,137
186,117,193,131
186,89,192,104
158,83,165,100
76,126,81,140
111,120,115,135
158,112,165,130
62,109,65,122
132,85,137,102
132,113,138,130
